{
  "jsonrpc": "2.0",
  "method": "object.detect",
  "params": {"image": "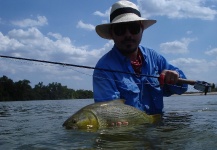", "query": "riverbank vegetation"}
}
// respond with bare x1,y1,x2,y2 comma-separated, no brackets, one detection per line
0,75,216,101
0,75,93,101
